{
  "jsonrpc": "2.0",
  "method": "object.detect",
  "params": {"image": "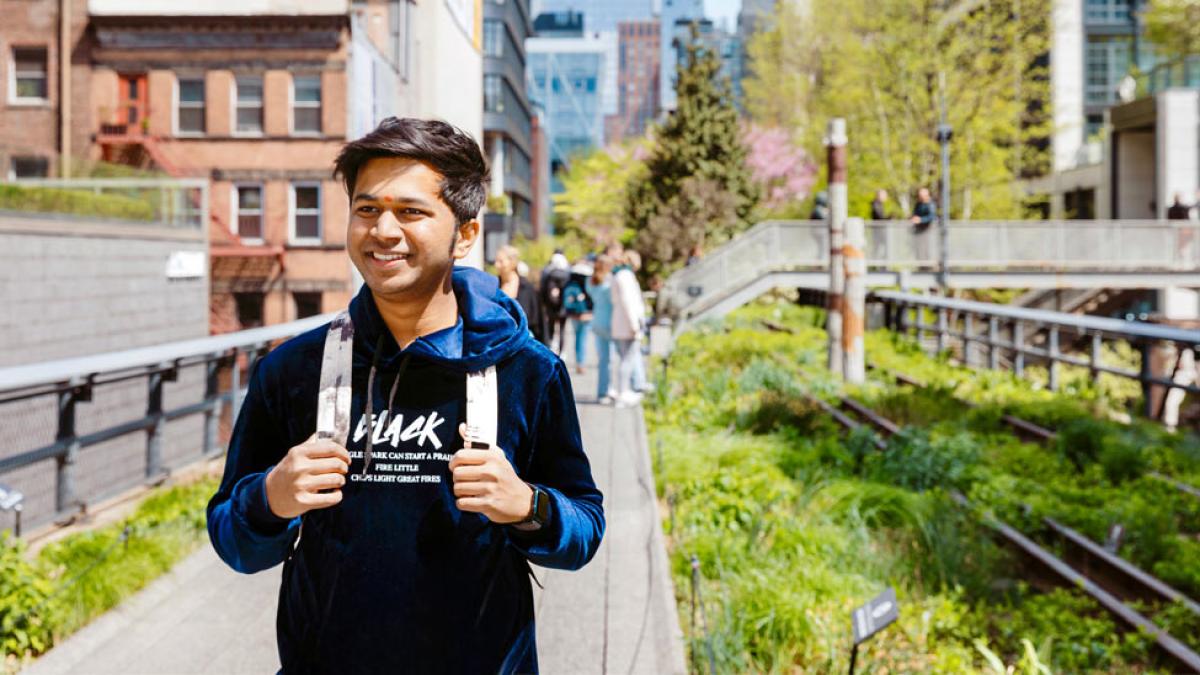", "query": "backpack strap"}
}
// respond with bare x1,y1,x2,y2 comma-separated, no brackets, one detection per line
317,309,499,447
464,365,498,447
316,310,355,448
